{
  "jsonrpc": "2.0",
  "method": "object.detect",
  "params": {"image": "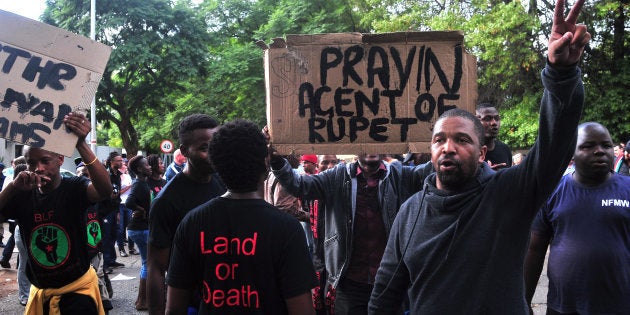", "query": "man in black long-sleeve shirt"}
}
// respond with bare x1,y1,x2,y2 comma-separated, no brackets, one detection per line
369,0,591,313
